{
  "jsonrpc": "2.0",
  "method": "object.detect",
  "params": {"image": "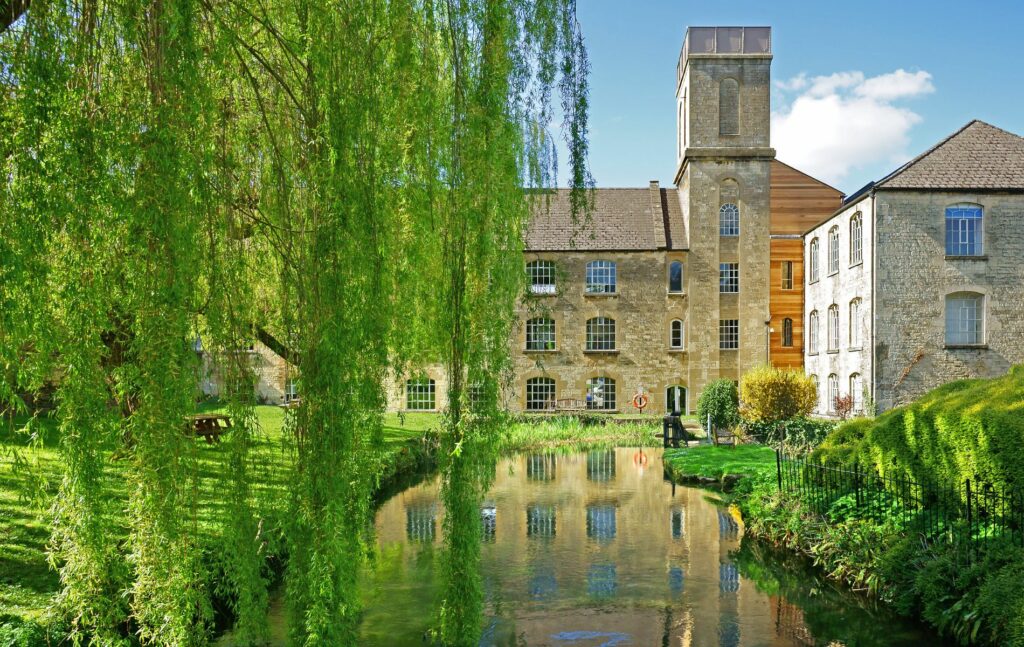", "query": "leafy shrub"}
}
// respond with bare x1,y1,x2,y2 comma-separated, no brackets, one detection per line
696,379,739,430
819,365,1024,488
739,365,816,424
742,417,836,451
